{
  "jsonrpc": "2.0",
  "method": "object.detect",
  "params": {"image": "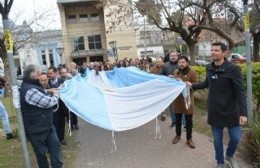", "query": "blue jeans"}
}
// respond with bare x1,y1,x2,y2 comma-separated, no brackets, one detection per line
0,102,11,134
211,126,241,164
26,126,63,168
170,104,186,125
